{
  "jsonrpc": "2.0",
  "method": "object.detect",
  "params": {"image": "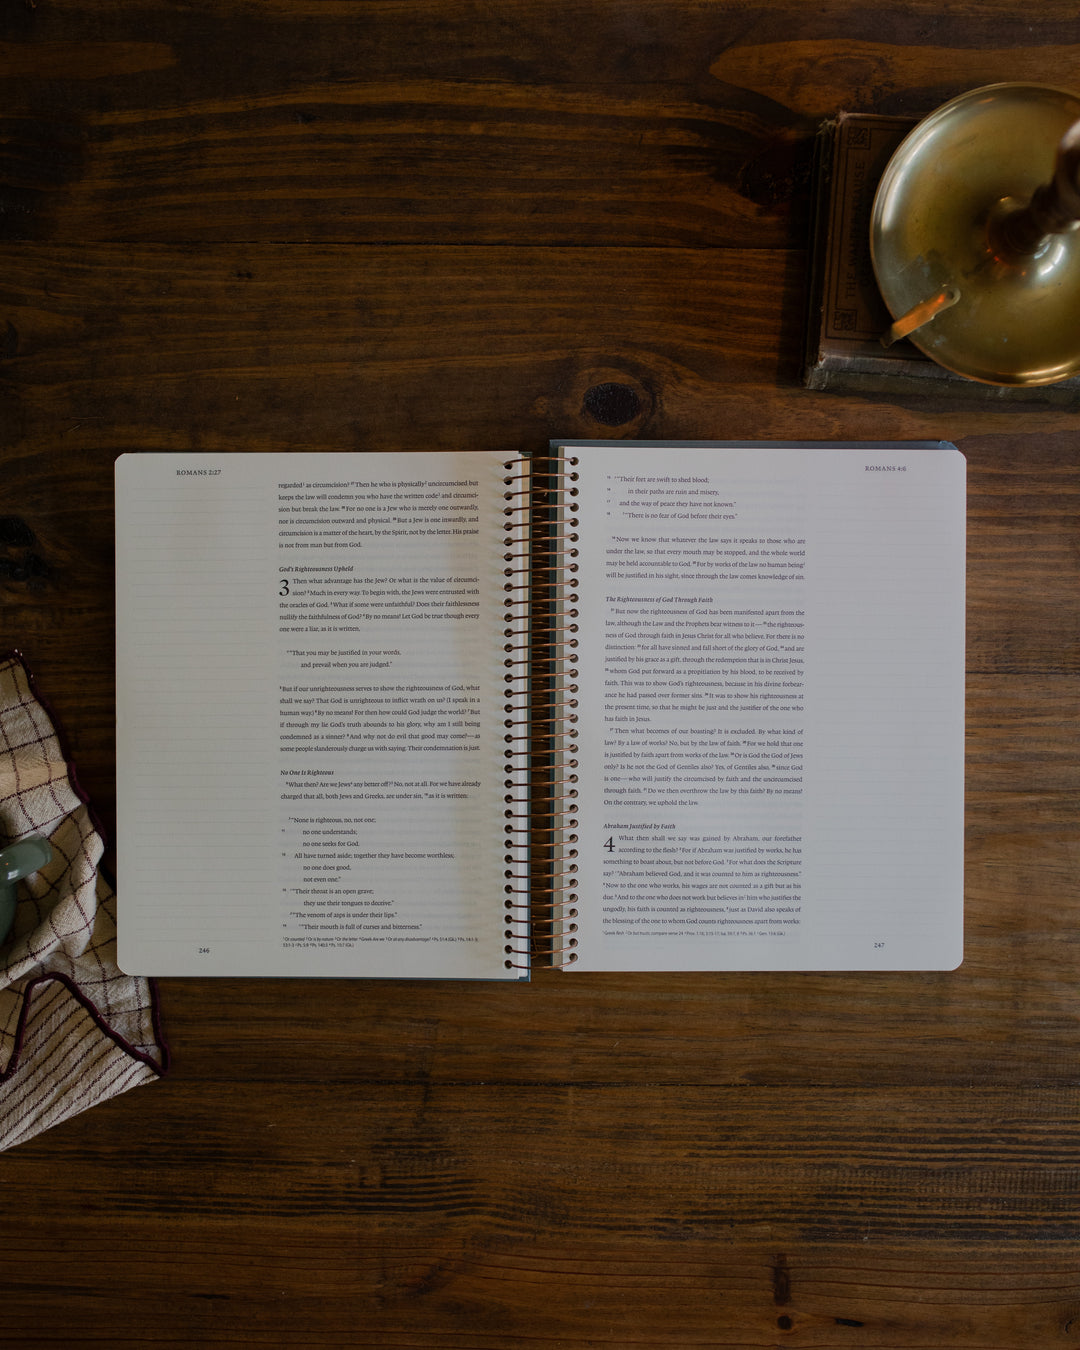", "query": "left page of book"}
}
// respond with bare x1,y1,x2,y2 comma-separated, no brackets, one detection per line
115,452,528,979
